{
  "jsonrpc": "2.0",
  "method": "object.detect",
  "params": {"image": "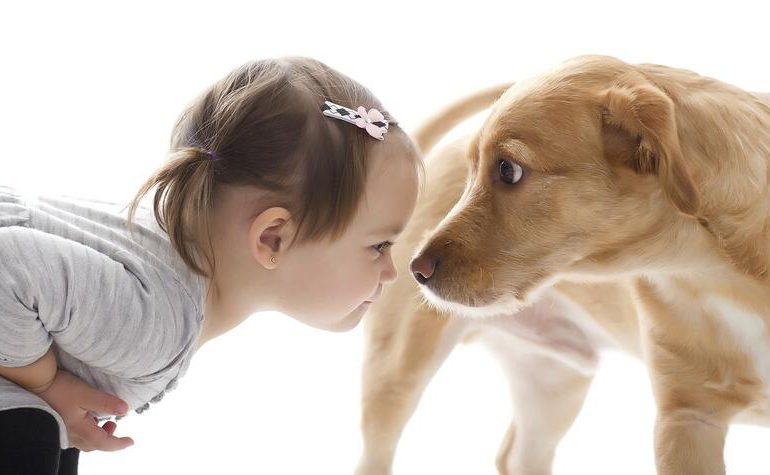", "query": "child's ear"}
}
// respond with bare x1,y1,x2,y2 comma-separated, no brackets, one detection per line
248,207,295,270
